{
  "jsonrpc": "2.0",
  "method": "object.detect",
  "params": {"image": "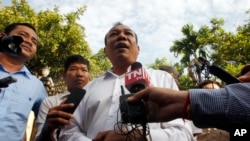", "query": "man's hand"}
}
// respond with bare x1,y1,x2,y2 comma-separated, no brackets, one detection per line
93,130,126,141
93,129,147,141
128,87,188,122
36,99,75,141
46,99,74,131
238,71,250,82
